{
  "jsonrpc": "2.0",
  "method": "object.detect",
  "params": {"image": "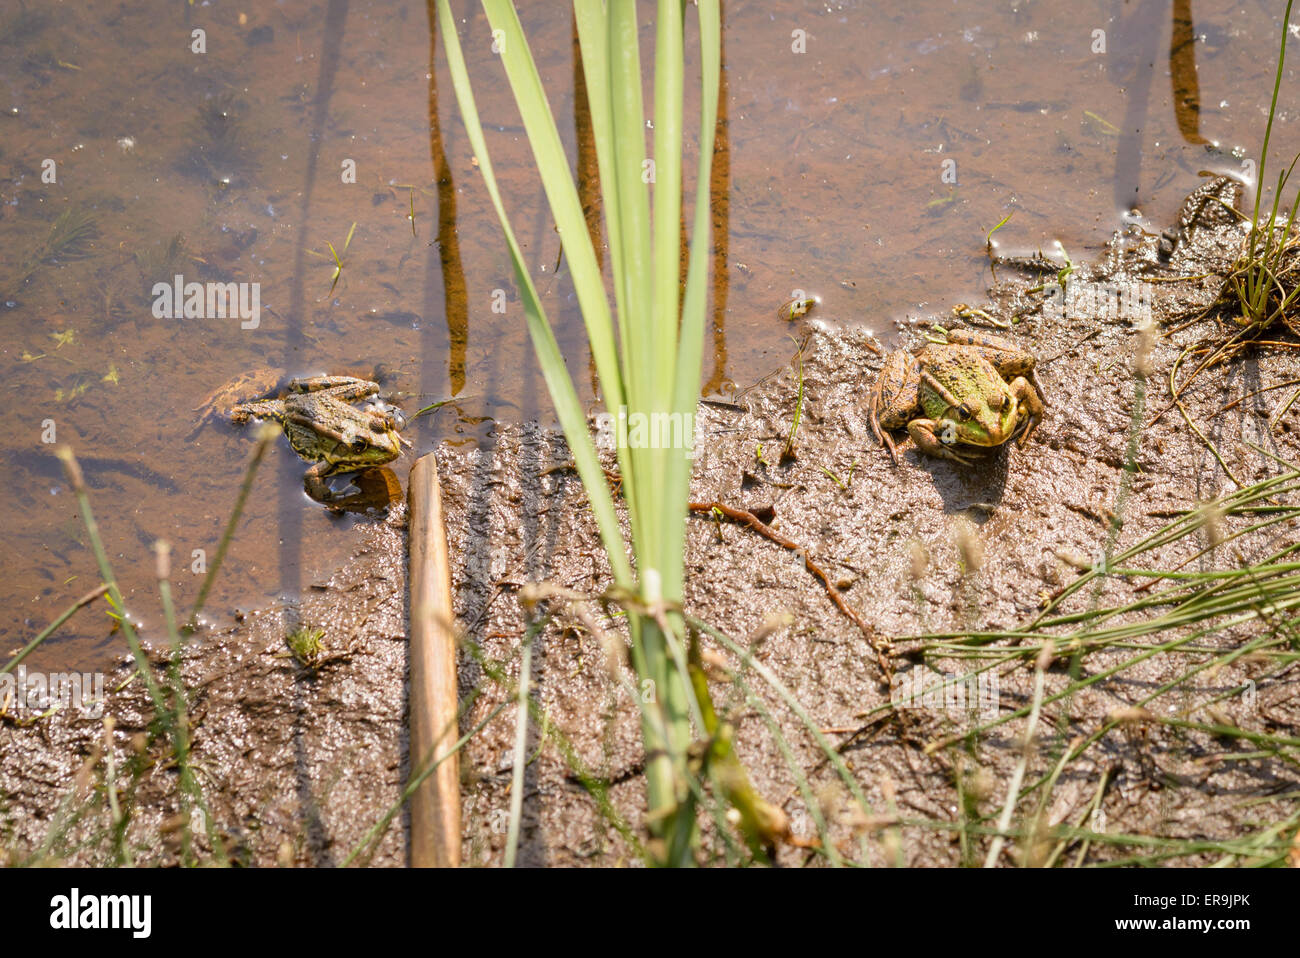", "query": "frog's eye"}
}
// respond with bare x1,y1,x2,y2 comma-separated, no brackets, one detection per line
369,419,388,434
989,393,1005,410
351,436,369,452
957,403,973,421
